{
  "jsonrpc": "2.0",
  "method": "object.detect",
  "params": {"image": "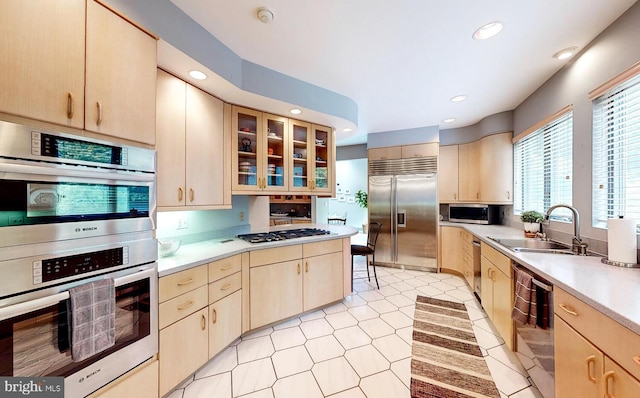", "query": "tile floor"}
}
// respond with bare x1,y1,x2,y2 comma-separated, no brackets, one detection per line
166,236,545,398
